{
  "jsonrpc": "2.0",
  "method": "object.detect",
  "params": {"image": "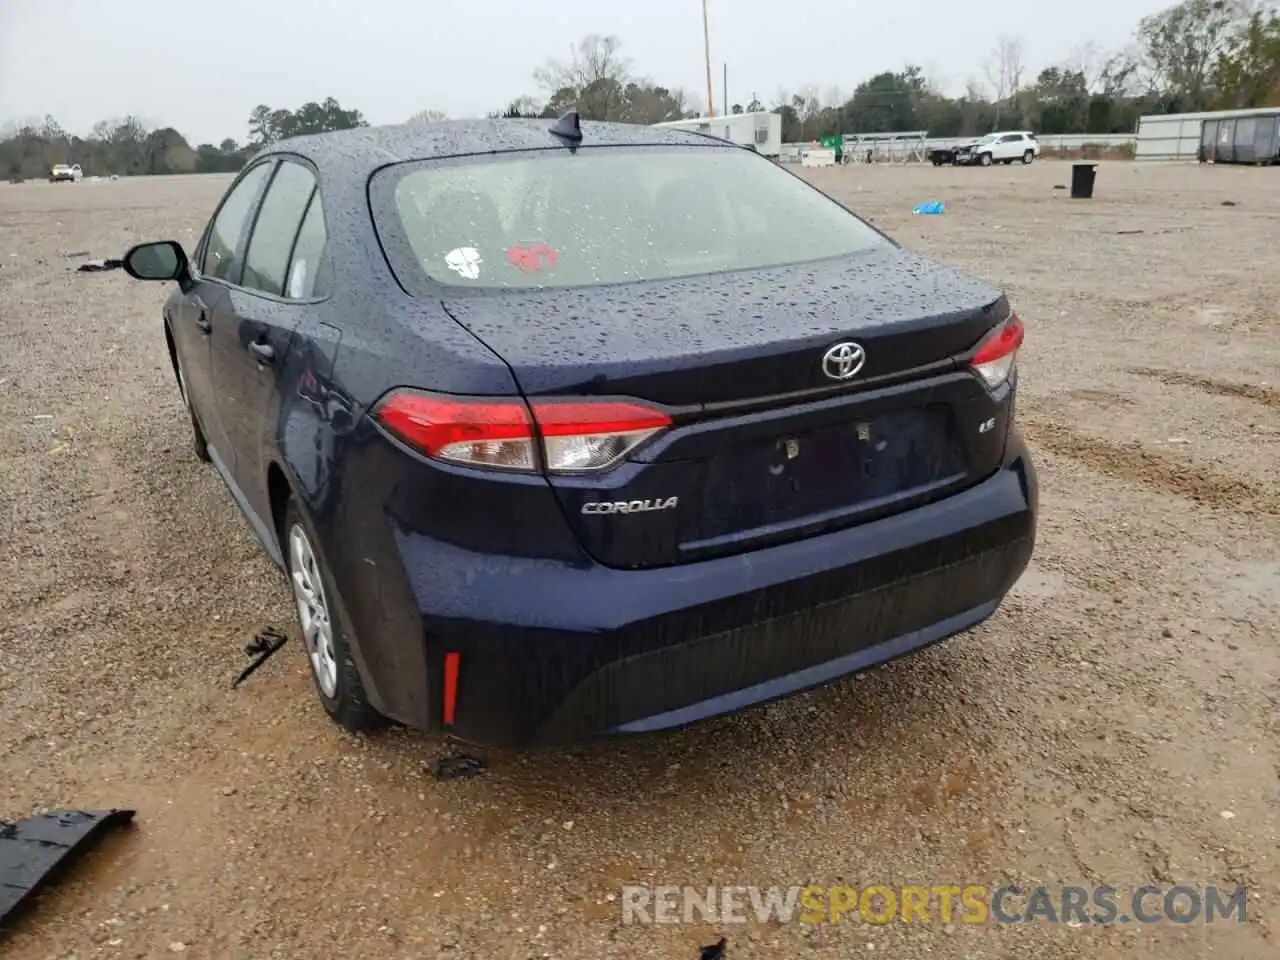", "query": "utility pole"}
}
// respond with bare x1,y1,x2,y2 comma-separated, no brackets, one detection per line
703,0,715,117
